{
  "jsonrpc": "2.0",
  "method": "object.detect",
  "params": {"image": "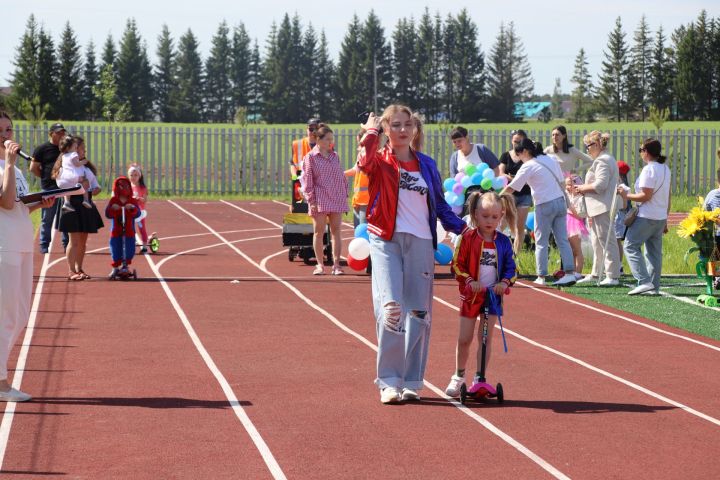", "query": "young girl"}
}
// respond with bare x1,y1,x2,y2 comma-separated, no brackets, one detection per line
105,176,141,276
128,163,152,253
446,191,517,397
566,174,589,279
58,135,97,212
